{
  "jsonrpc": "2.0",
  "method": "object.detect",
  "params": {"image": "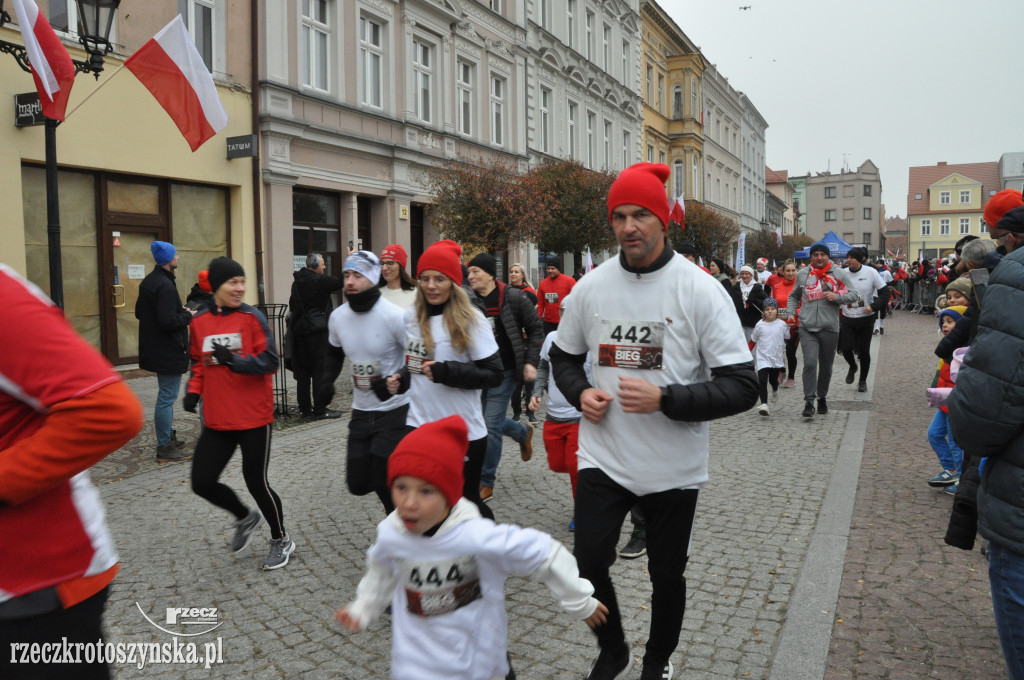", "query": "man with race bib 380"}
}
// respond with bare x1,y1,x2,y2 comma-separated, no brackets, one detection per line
550,162,758,680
